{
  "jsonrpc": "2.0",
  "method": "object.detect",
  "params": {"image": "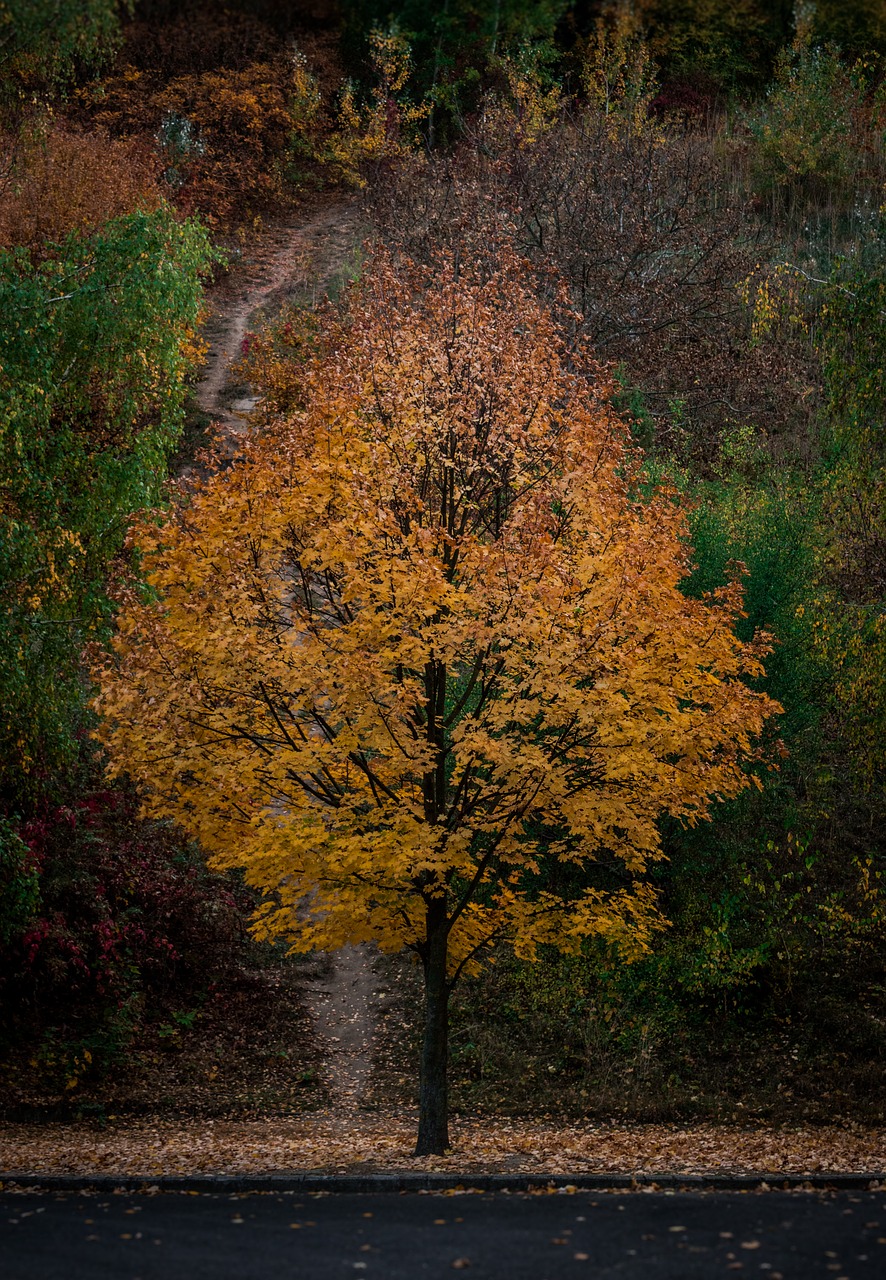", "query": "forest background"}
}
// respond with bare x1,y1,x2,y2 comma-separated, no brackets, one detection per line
2,0,886,1129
